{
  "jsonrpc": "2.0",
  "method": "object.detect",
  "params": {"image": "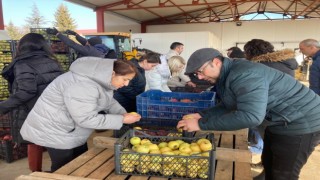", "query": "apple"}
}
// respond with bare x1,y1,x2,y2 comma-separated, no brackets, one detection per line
172,150,181,155
196,138,211,145
149,150,162,163
199,141,212,151
175,139,185,145
130,112,139,115
179,142,190,148
198,167,209,179
140,139,152,145
162,151,175,163
121,164,135,173
170,98,178,102
148,162,161,172
148,143,159,151
179,146,192,154
177,152,189,164
158,142,168,148
136,145,150,154
130,136,141,146
168,140,180,150
137,164,149,173
187,170,198,178
160,147,172,153
2,135,12,141
132,145,140,152
177,127,183,133
161,164,174,176
175,166,187,176
190,143,201,153
180,98,192,103
133,126,142,130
